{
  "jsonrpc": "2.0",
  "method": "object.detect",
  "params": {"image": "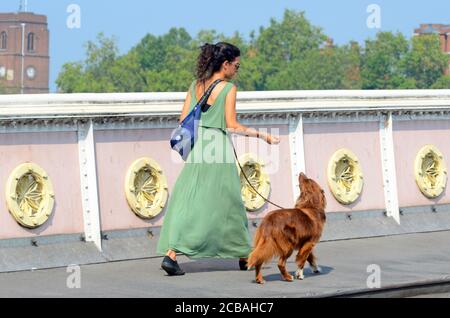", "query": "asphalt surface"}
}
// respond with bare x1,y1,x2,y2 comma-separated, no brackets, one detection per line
411,292,450,298
0,231,449,298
